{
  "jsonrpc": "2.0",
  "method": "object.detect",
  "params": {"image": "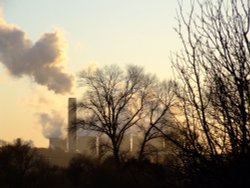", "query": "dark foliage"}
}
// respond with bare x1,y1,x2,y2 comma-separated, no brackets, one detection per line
1,139,250,187
0,139,70,188
184,153,250,188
